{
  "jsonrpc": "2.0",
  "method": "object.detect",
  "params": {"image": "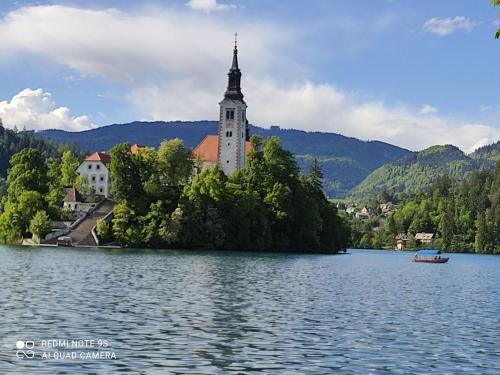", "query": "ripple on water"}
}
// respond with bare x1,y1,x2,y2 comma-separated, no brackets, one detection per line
0,247,498,374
